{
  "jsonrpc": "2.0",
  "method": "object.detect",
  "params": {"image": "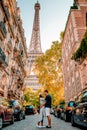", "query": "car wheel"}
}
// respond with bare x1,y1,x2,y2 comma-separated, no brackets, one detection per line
71,115,76,127
60,113,62,119
18,113,21,121
10,116,14,124
64,114,68,122
0,117,3,130
23,115,25,120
